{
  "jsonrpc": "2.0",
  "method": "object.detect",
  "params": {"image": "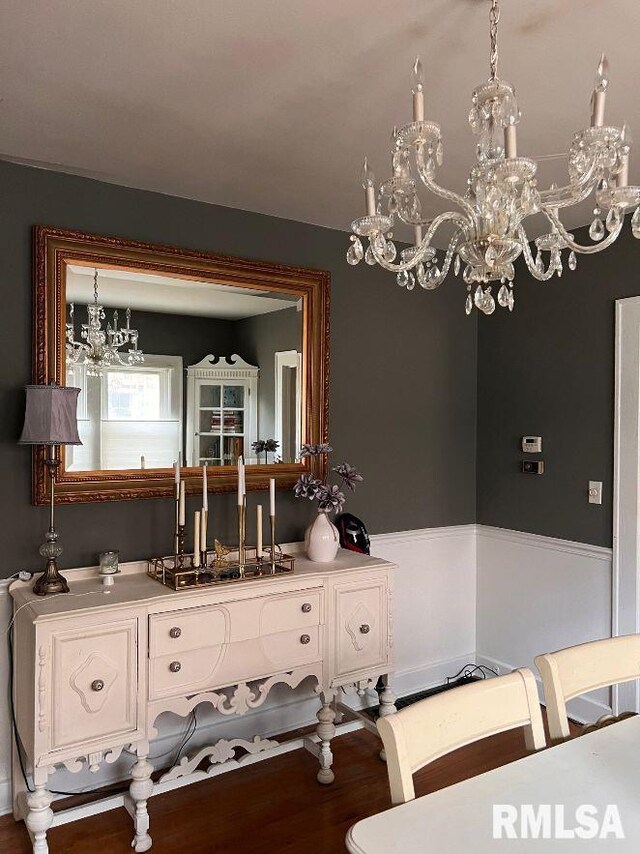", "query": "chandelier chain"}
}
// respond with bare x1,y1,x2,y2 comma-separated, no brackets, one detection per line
489,0,500,80
93,268,99,305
